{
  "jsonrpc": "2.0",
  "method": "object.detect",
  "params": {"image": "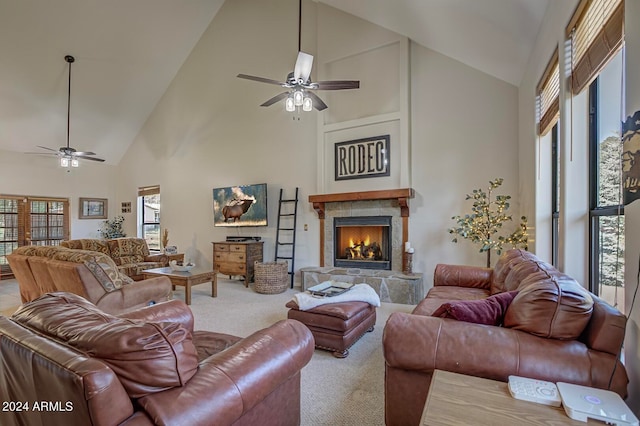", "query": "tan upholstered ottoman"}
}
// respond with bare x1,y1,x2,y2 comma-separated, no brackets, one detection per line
286,301,376,358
